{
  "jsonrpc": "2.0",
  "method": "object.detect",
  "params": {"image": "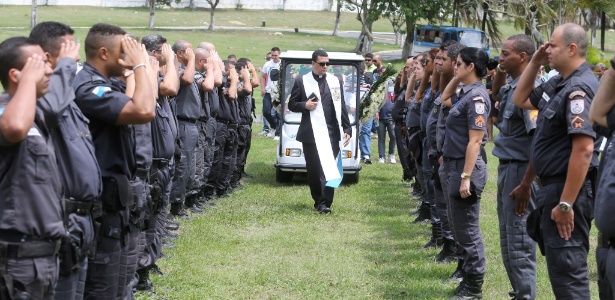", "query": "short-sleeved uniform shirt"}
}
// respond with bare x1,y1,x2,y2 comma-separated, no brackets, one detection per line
0,95,64,239
436,92,459,153
217,81,232,122
492,77,539,161
595,110,615,237
195,72,212,120
442,81,490,159
528,62,600,178
175,66,202,120
406,82,422,129
426,88,441,147
73,62,136,178
420,88,435,135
